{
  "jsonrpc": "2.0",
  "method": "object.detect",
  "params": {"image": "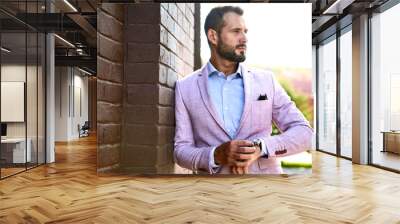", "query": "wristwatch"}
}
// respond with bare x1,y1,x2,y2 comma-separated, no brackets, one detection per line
252,139,262,152
253,138,268,158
